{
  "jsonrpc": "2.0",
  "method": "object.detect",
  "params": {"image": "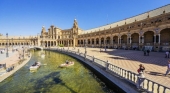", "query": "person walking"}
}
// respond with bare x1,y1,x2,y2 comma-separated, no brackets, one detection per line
165,51,169,58
147,49,150,56
143,50,146,56
138,64,145,73
165,59,170,76
137,64,145,89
